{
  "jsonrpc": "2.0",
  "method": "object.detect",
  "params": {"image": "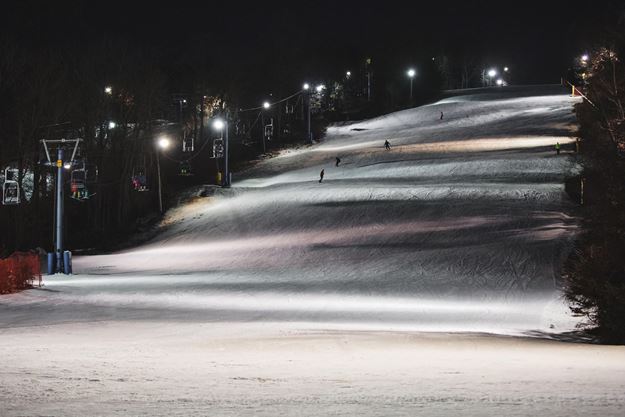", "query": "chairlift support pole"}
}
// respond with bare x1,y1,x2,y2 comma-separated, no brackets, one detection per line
55,148,64,272
40,138,82,273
